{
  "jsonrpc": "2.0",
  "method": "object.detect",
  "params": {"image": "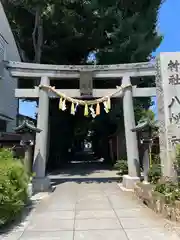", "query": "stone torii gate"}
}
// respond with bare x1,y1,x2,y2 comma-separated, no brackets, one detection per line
6,60,157,191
